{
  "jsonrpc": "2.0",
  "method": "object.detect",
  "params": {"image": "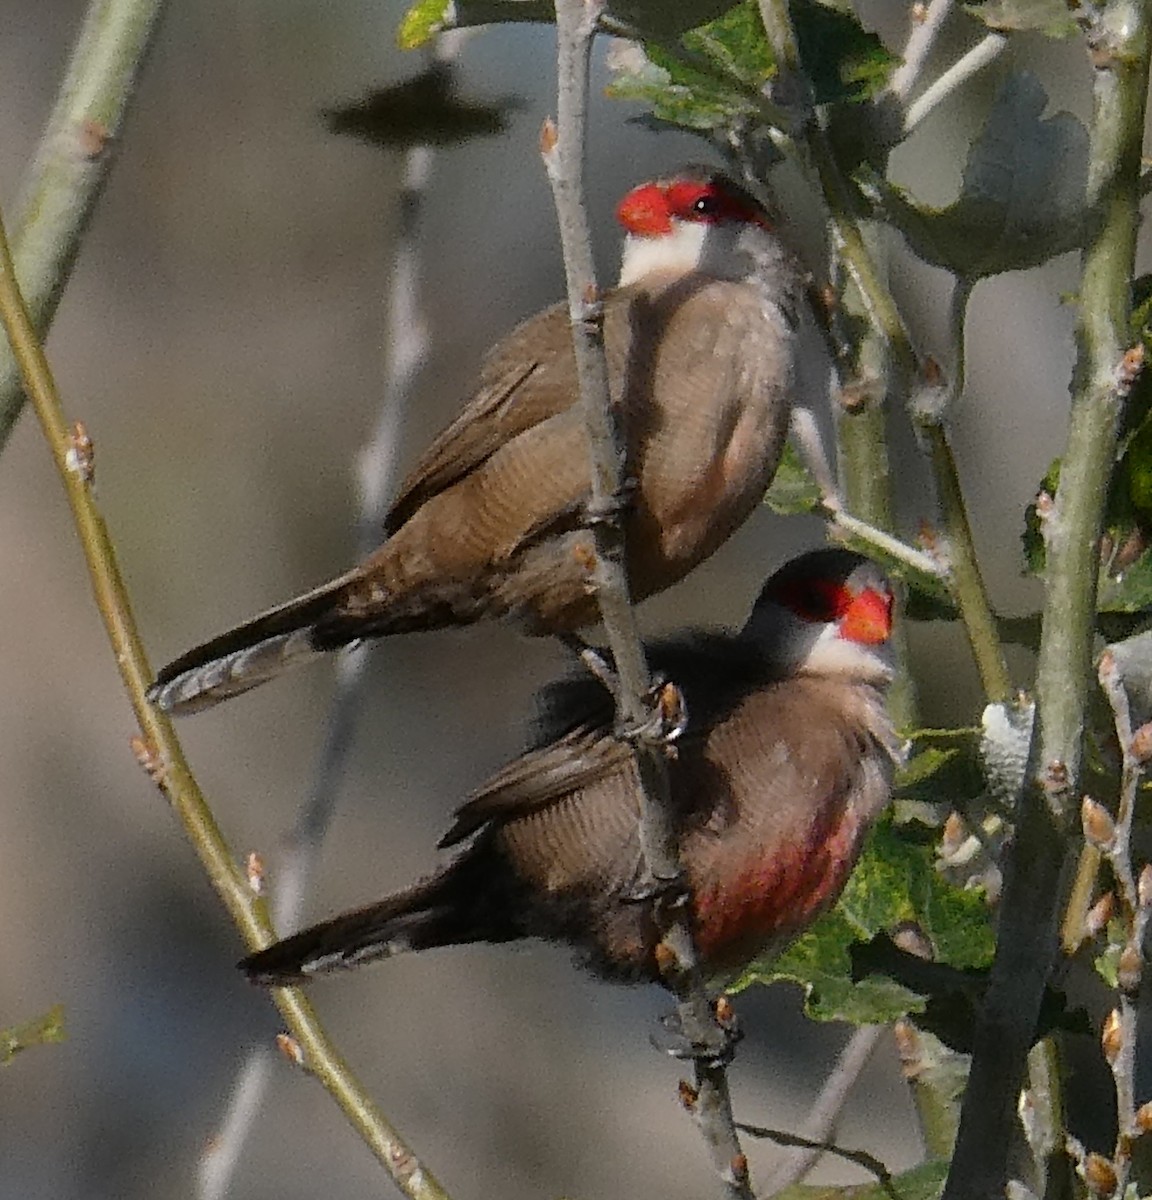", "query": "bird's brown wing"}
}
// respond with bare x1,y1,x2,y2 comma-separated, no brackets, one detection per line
438,721,634,847
386,302,579,532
